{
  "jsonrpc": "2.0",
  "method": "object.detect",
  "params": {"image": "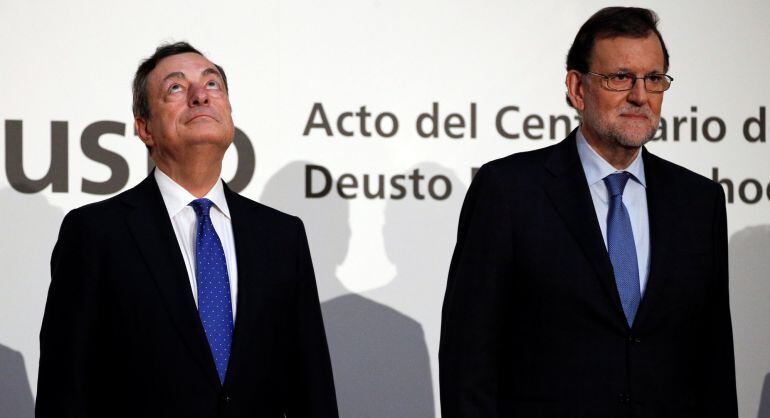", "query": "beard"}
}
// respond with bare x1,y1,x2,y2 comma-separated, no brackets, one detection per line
582,104,659,149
